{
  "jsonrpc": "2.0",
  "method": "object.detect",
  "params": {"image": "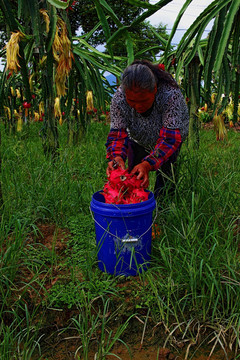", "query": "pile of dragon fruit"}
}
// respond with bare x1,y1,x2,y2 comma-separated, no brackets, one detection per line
102,168,149,204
